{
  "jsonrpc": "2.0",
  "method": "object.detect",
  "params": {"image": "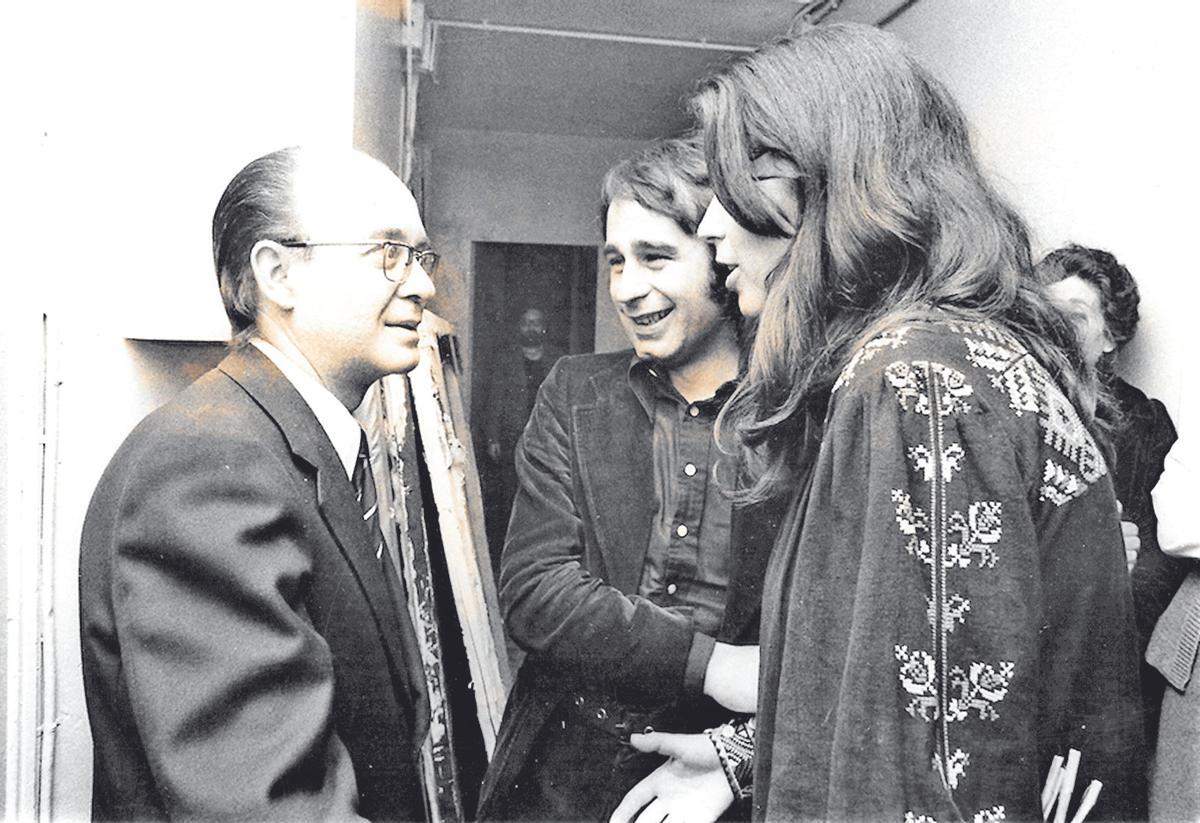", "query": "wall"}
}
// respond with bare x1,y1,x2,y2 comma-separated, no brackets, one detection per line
421,127,649,404
2,0,357,816
888,0,1200,433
